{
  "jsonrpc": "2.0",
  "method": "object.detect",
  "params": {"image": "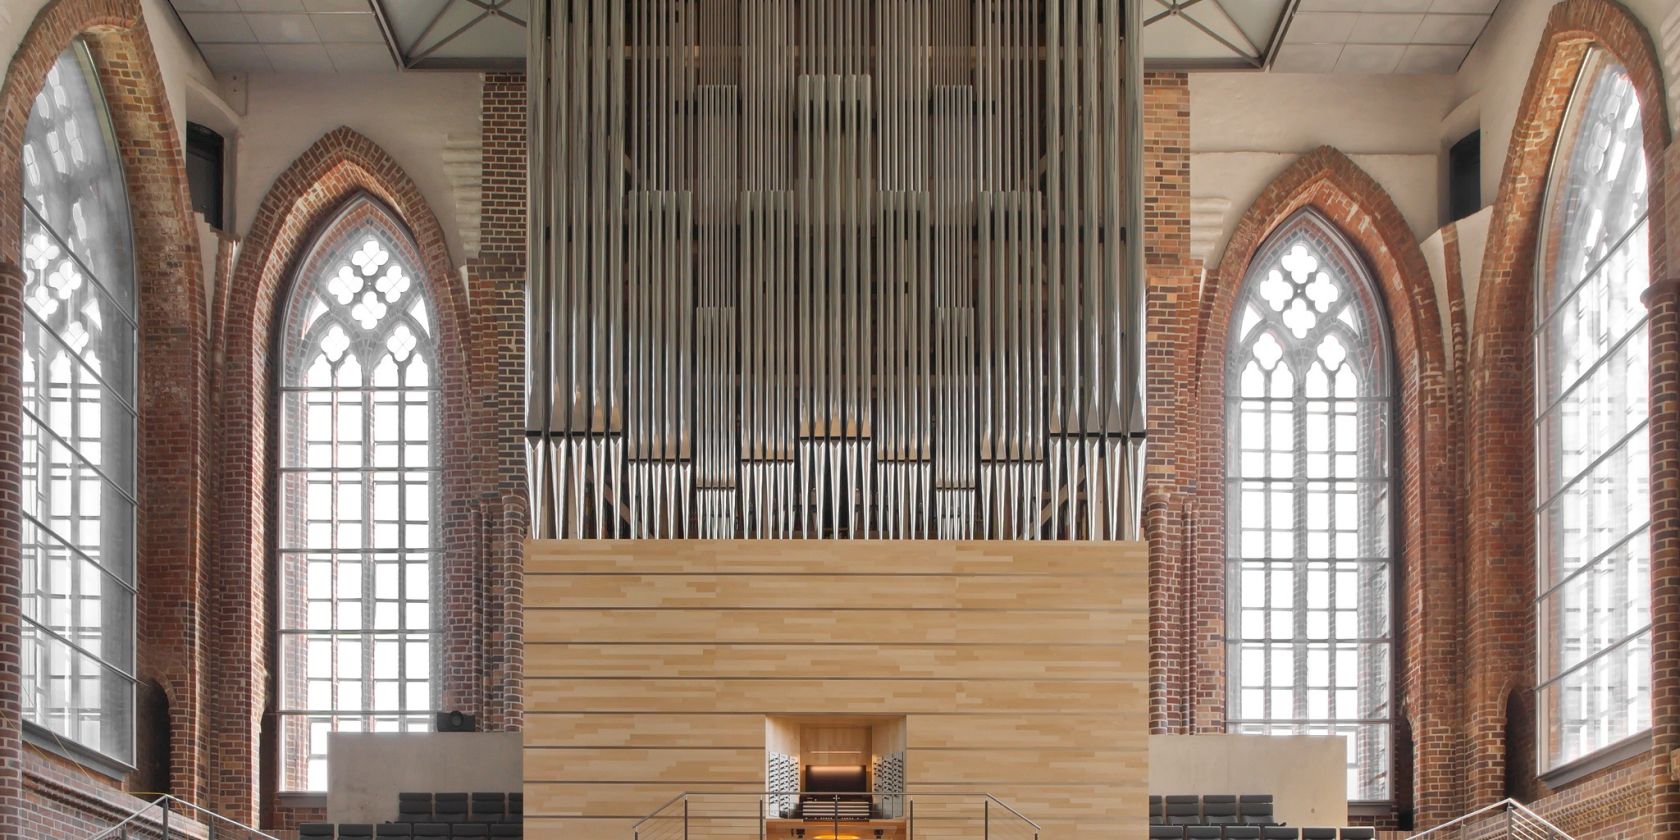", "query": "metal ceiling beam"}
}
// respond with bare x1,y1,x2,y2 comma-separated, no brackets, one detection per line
368,0,527,72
